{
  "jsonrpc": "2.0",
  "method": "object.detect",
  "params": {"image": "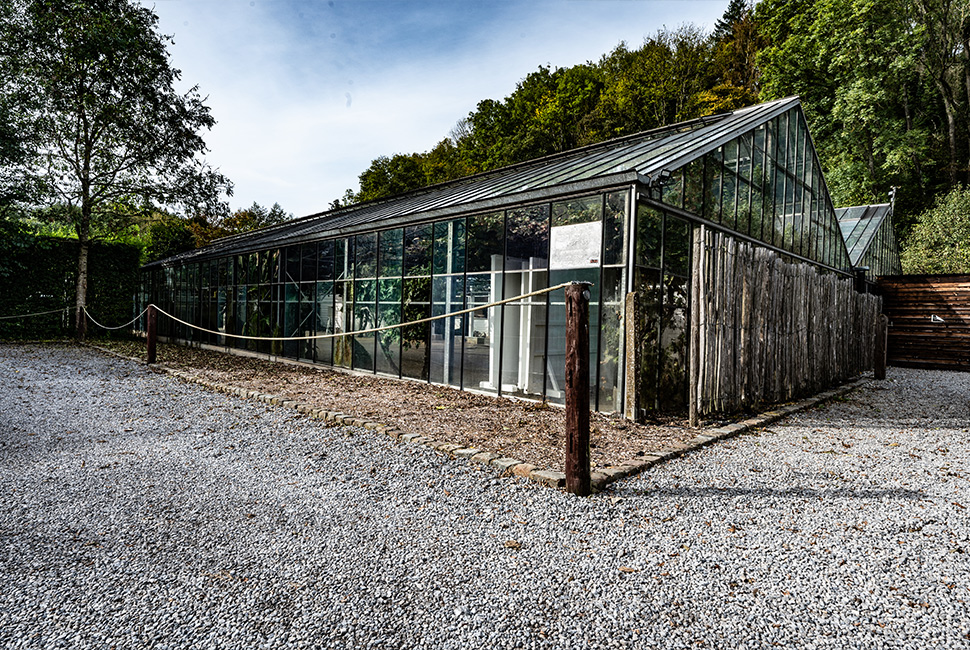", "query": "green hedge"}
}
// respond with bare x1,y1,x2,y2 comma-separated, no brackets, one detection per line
0,221,141,339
